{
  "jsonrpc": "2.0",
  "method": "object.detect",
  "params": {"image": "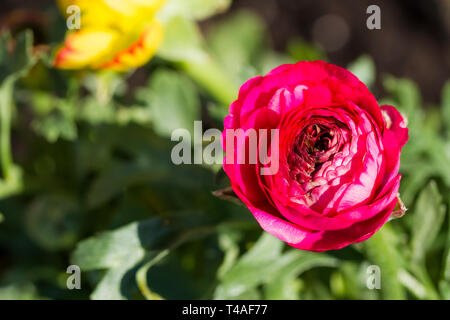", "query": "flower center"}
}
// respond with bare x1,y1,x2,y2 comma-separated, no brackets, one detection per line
287,122,344,184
